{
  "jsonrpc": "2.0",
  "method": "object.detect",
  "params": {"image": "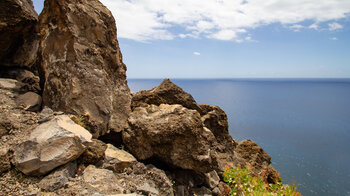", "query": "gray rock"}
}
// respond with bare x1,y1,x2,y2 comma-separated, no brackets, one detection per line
38,106,54,123
205,170,220,189
0,0,39,68
16,92,42,112
38,161,77,192
137,182,159,196
13,115,92,175
0,146,11,174
38,0,131,138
